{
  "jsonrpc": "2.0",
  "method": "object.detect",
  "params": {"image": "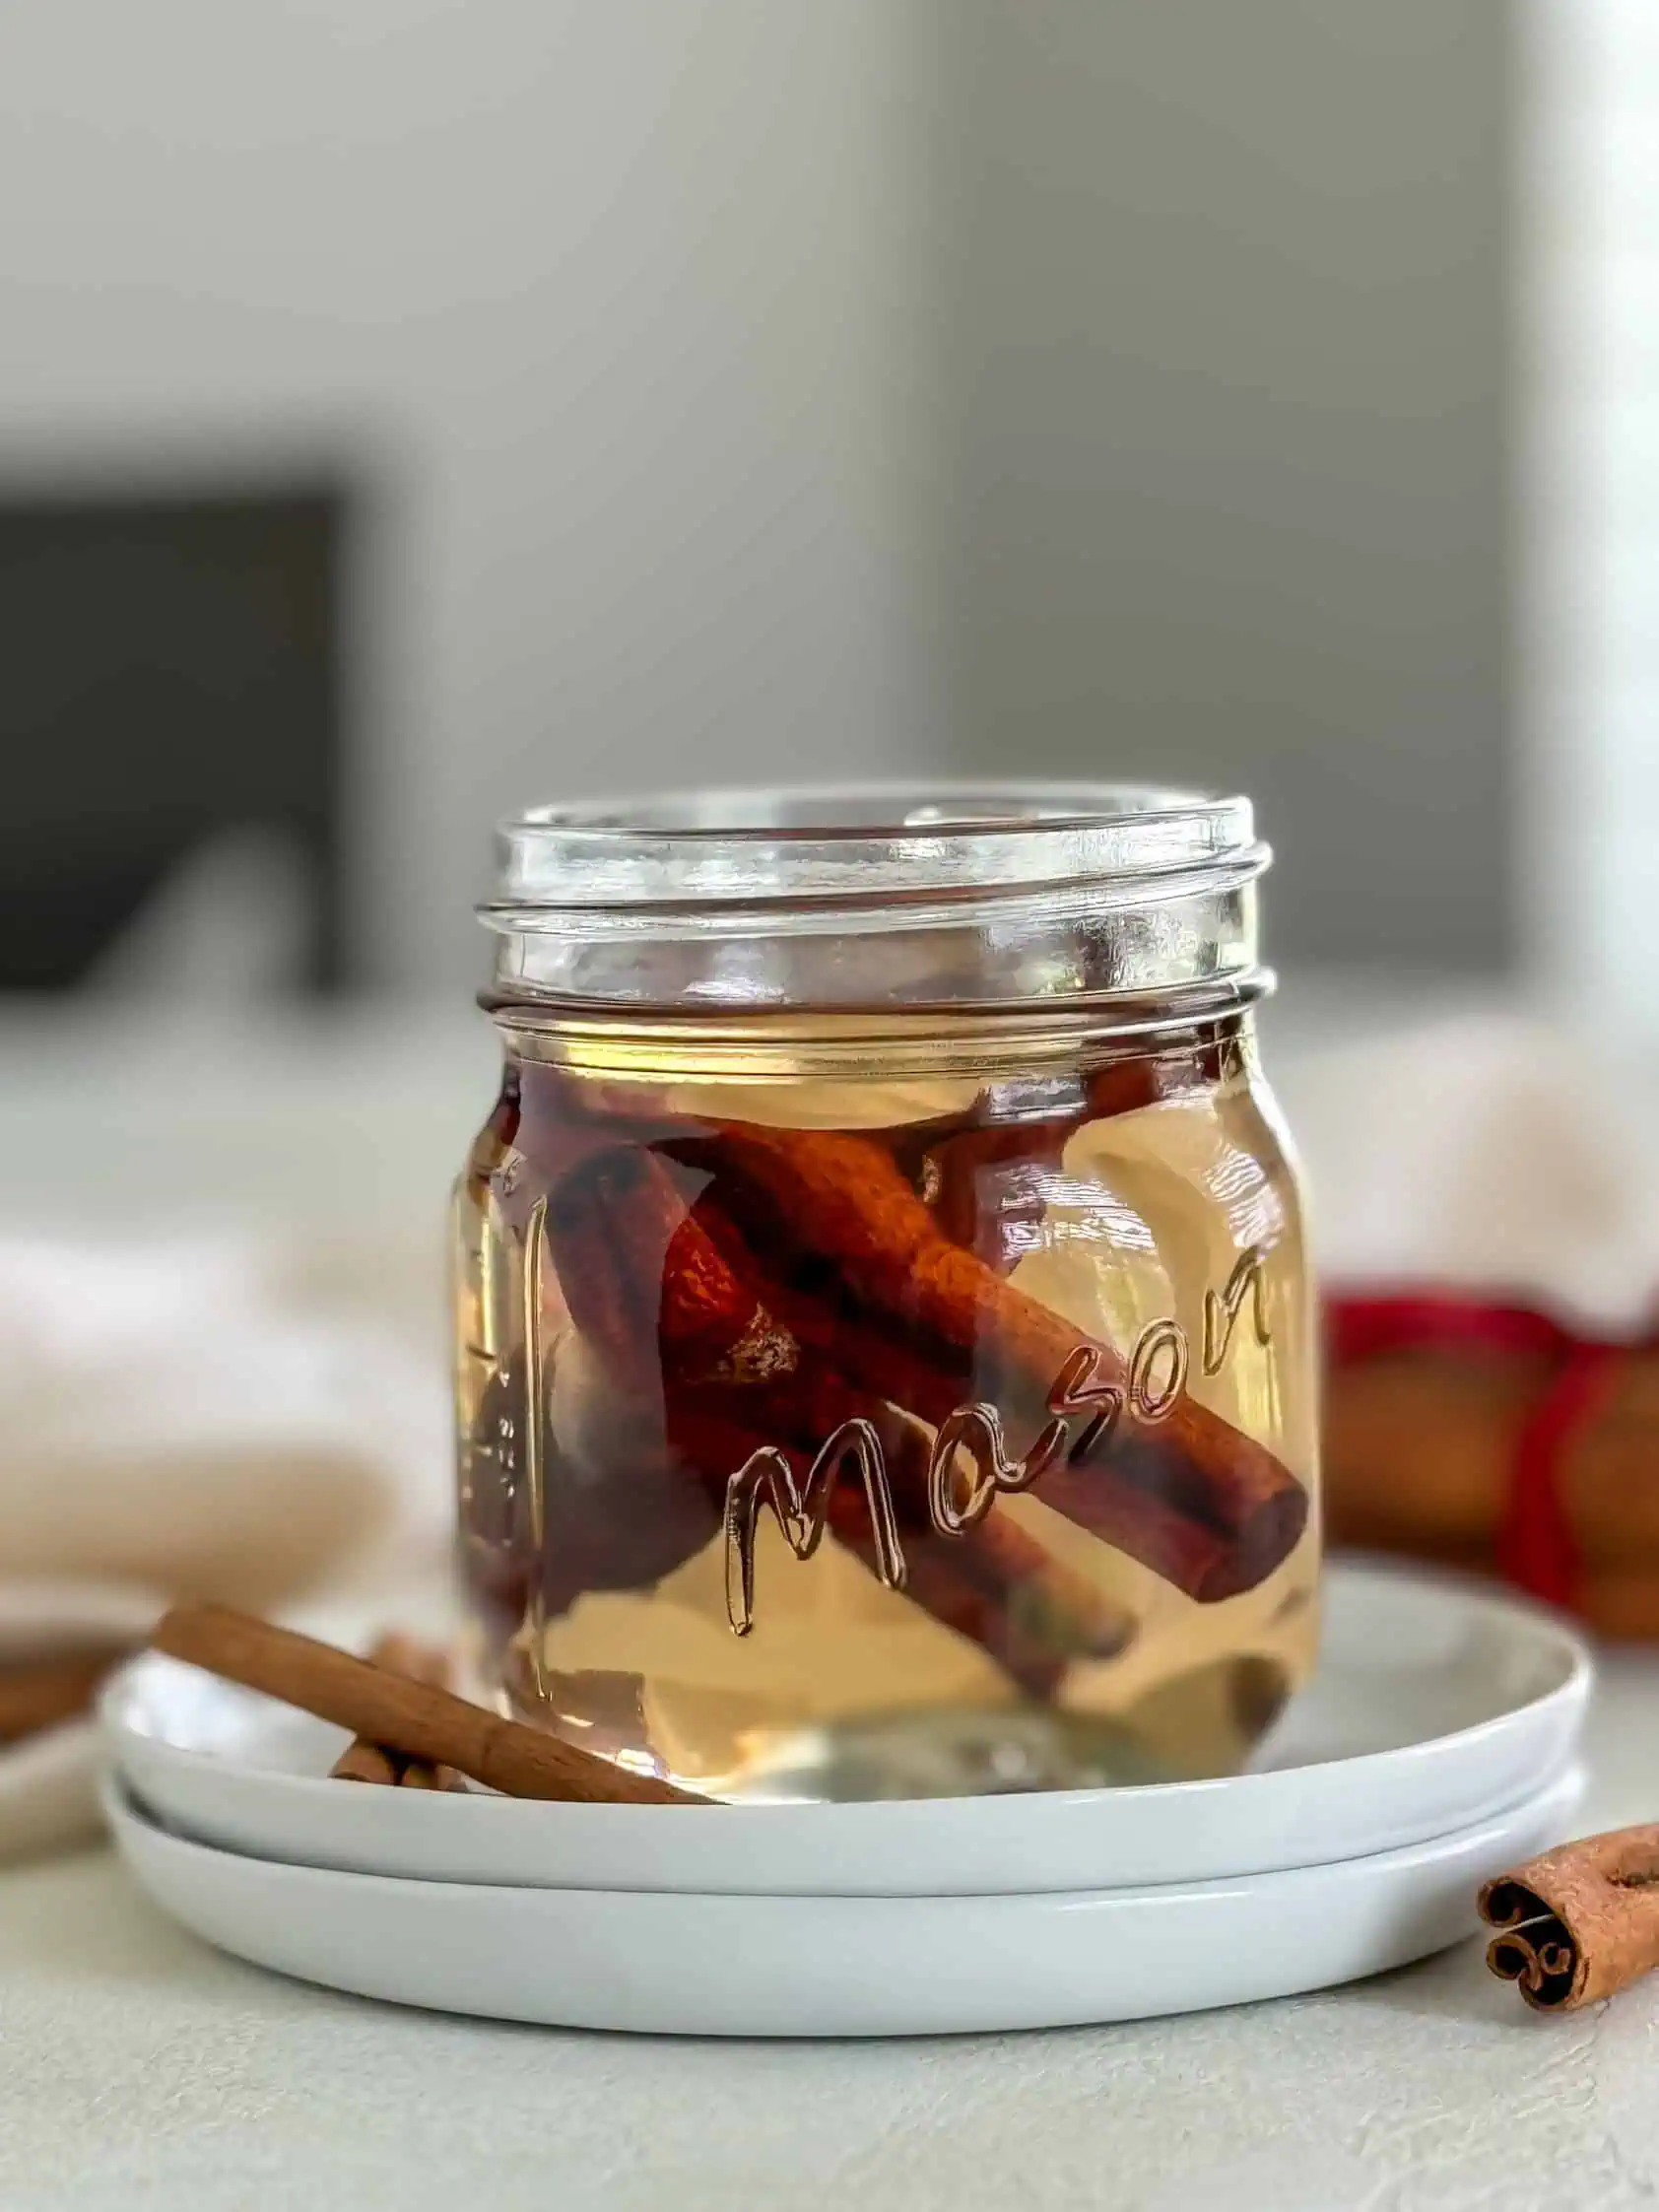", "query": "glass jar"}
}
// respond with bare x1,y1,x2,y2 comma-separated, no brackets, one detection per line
453,785,1319,1799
